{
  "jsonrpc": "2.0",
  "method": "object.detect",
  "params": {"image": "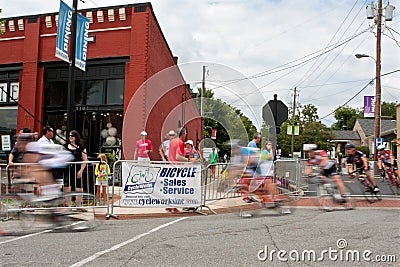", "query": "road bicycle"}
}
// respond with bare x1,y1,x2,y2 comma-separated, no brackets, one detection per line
239,176,298,217
354,168,382,203
382,166,400,195
1,180,99,235
306,175,354,212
